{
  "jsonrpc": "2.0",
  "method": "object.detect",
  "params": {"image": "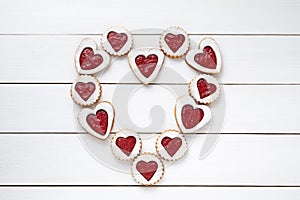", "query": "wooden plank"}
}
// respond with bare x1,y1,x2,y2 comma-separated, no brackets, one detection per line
0,134,300,185
0,84,299,133
1,35,300,84
0,187,299,200
0,0,299,34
